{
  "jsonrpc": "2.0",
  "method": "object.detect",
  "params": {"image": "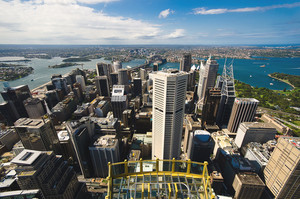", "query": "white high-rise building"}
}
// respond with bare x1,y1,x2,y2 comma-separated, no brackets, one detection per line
197,56,219,110
150,70,188,160
76,75,86,91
